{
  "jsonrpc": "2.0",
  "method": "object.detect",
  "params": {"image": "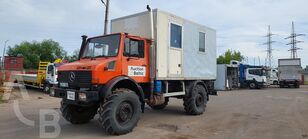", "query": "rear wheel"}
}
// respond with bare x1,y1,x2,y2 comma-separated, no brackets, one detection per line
61,101,98,124
99,89,141,135
294,82,300,88
149,97,169,110
183,84,207,115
